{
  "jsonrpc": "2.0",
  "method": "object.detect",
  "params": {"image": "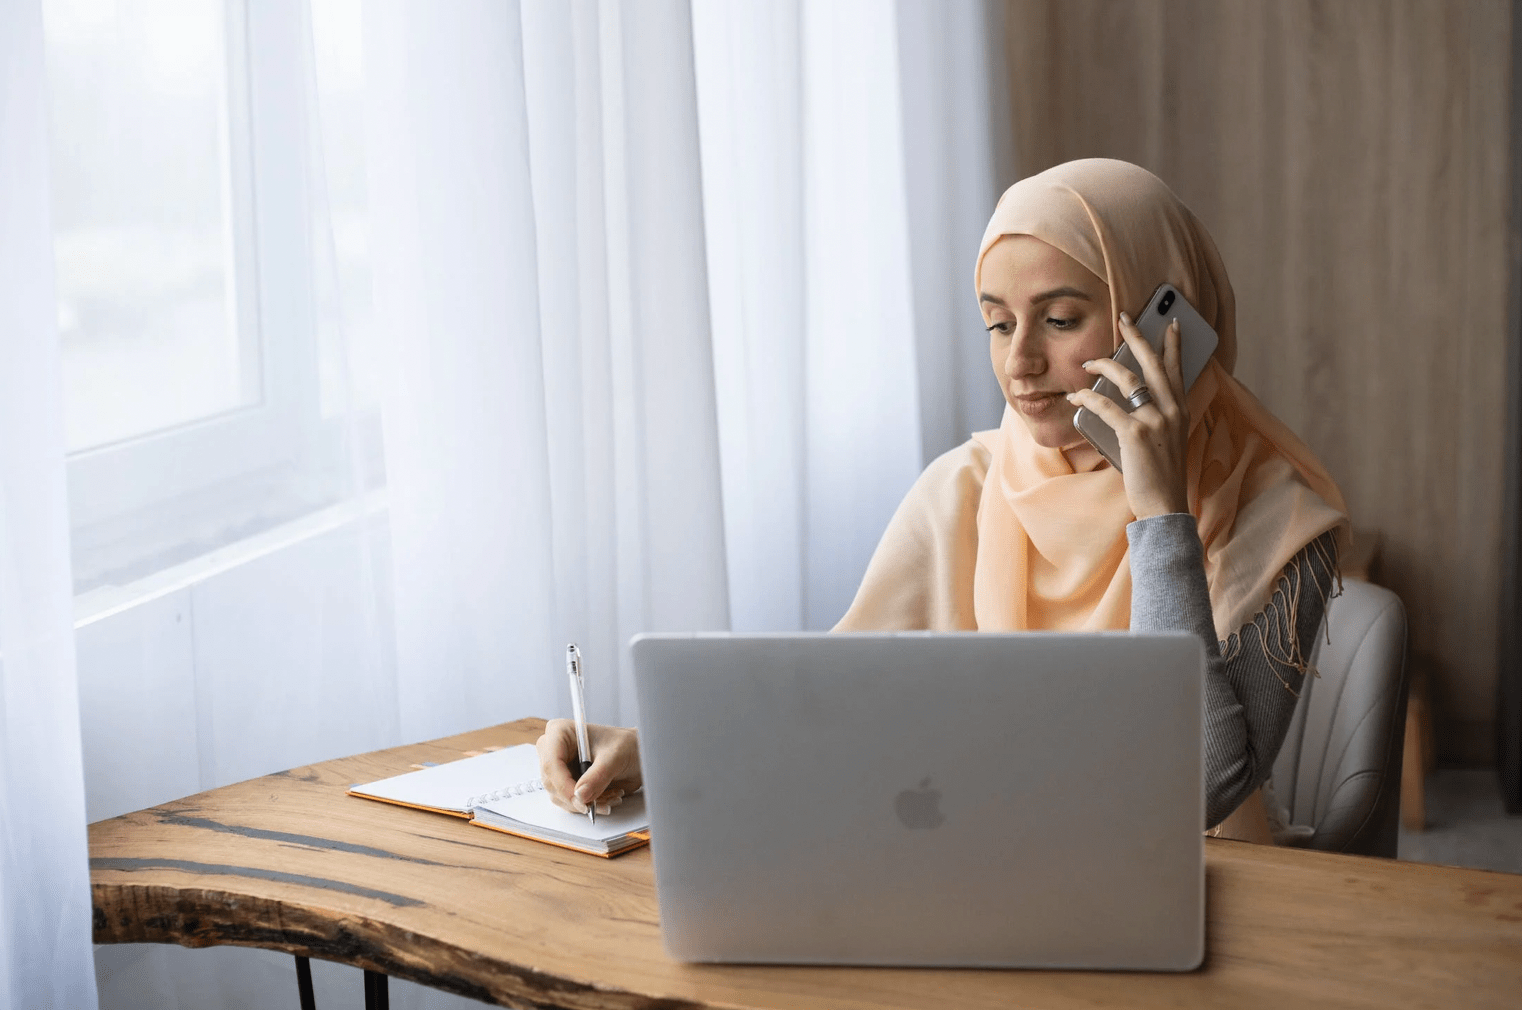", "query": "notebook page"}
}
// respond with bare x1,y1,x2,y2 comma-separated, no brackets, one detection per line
349,744,541,813
475,790,648,842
